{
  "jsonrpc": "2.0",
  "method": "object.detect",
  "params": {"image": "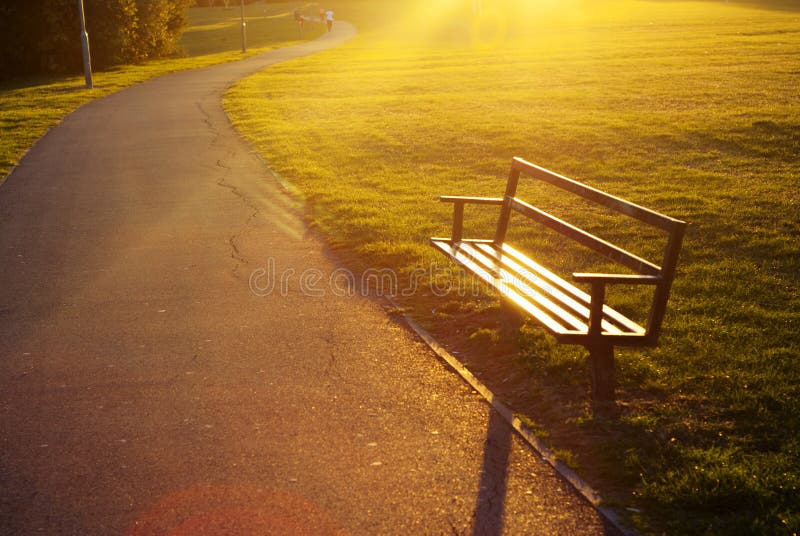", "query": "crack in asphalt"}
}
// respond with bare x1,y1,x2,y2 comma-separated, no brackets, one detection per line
197,100,262,277
319,305,343,380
